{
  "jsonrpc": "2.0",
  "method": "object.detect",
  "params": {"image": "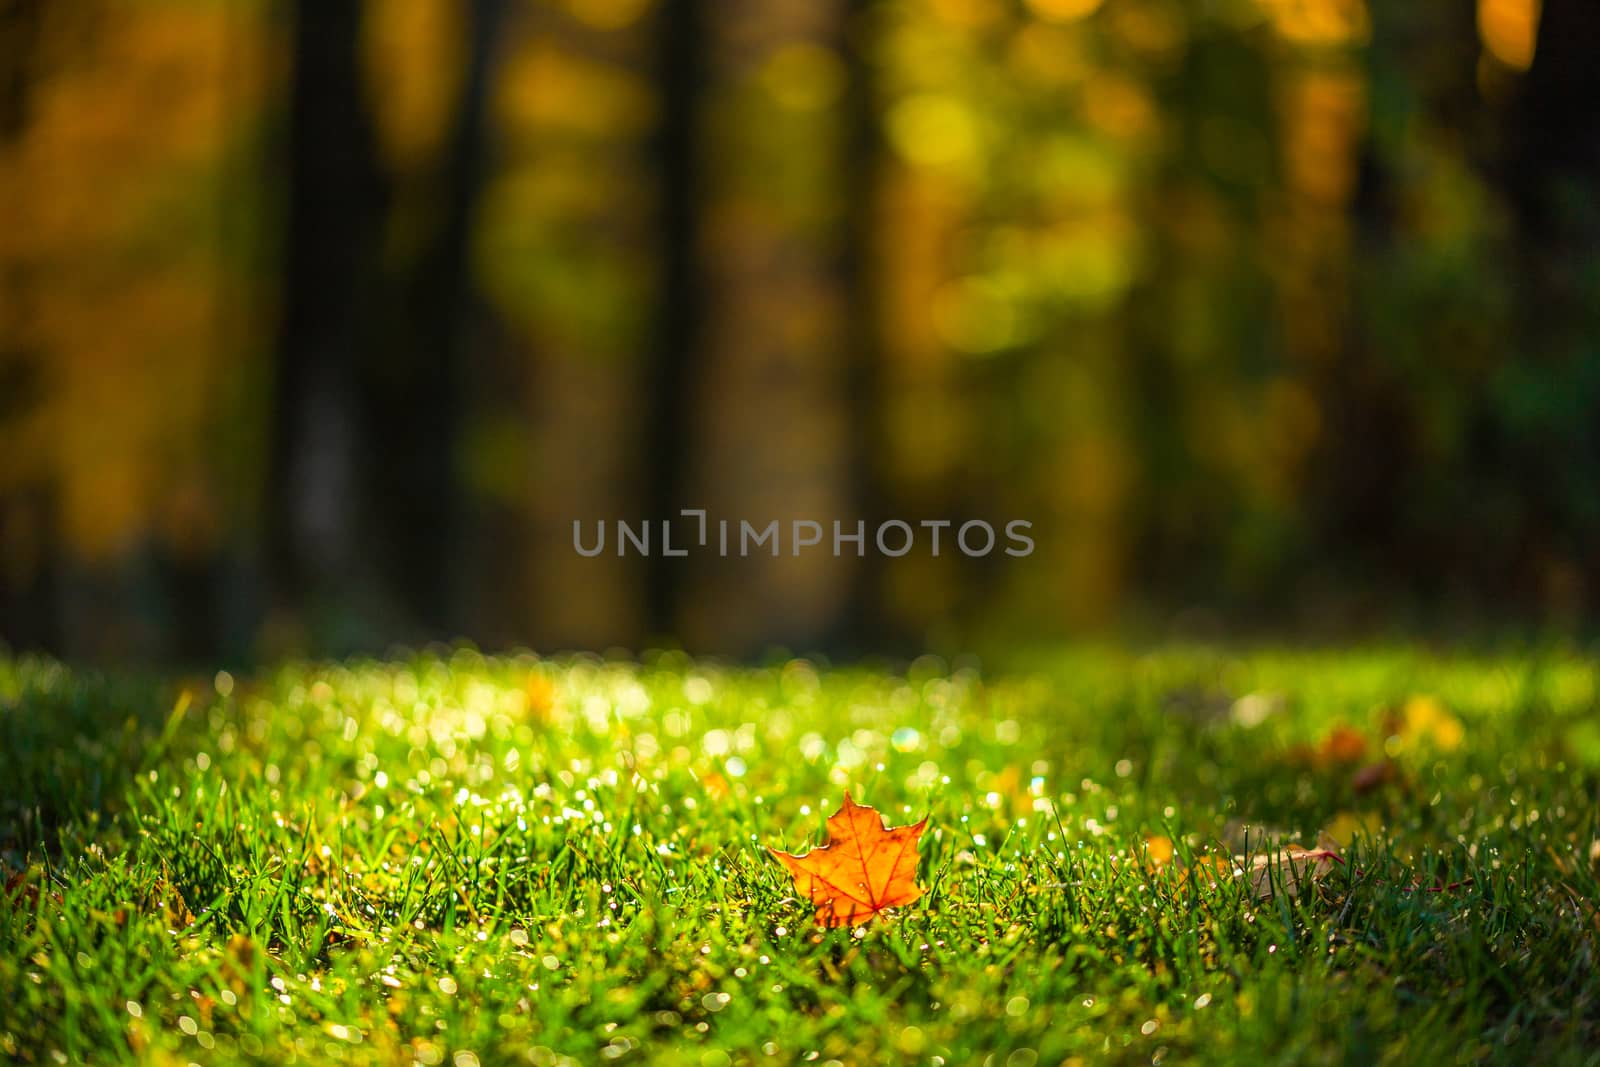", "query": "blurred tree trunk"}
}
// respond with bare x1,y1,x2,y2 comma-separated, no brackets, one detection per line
1496,0,1600,614
836,0,892,654
366,0,505,638
266,0,386,644
1504,0,1600,237
675,0,858,655
0,0,60,652
643,0,704,643
0,0,43,139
